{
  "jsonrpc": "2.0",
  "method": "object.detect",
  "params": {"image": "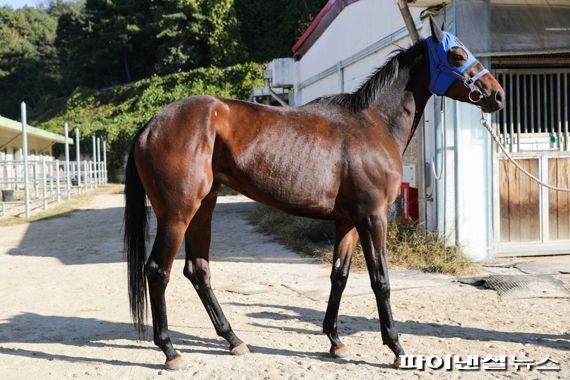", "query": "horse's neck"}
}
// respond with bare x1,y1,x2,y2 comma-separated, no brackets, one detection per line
371,62,431,156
